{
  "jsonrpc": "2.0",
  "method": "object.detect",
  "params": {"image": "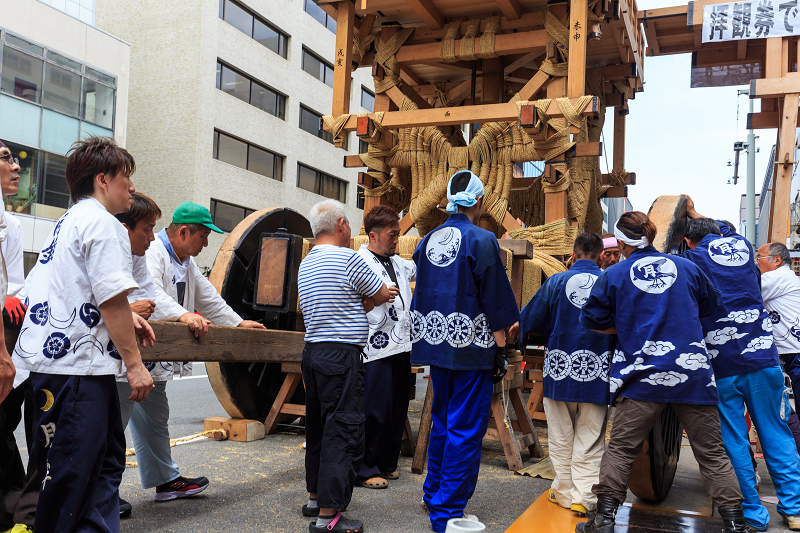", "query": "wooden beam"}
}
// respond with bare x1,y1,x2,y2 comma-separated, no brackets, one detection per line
601,172,635,185
567,0,588,98
505,51,541,74
498,238,534,258
331,0,355,148
400,66,425,87
770,92,799,242
737,39,747,61
518,69,551,101
396,11,545,45
496,0,523,20
750,77,800,99
385,84,432,110
326,97,598,131
603,63,638,79
139,322,305,363
600,186,628,198
748,112,800,130
404,0,445,29
613,109,625,172
399,212,415,234
395,30,548,65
